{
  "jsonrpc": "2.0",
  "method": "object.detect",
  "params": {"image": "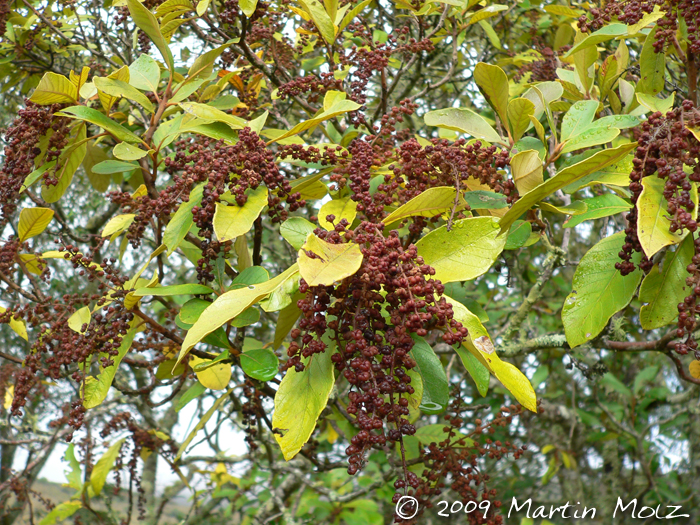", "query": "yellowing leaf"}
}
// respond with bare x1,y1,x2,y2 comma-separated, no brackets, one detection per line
318,197,357,230
179,101,246,129
298,234,363,286
637,176,686,257
690,360,700,379
415,217,505,284
126,0,175,71
239,0,258,16
29,72,78,105
177,264,299,366
507,97,535,143
499,143,637,234
91,438,126,496
101,214,136,238
487,354,537,413
42,124,88,203
213,186,268,241
382,187,457,225
510,150,543,195
273,344,335,460
3,384,13,410
191,356,232,390
94,76,155,113
424,107,503,144
18,207,54,241
0,306,28,341
298,0,336,43
269,97,361,143
38,501,82,525
473,62,509,125
113,142,149,161
68,307,91,334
